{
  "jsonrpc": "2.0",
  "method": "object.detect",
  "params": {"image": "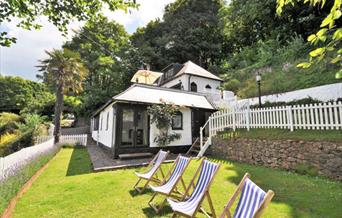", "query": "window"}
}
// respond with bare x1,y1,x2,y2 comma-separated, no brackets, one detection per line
190,82,197,92
106,112,109,130
100,116,103,130
205,84,212,89
172,112,183,130
93,116,99,131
